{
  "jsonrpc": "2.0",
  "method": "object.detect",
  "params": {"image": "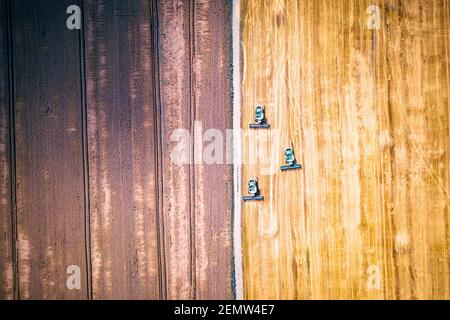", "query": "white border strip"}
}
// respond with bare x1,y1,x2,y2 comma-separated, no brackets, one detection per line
232,0,244,300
